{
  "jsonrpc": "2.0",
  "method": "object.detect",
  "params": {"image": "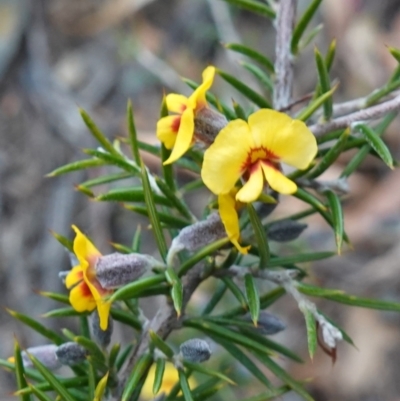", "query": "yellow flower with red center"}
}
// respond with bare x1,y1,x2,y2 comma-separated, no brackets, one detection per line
202,109,317,202
65,226,112,330
157,66,215,164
